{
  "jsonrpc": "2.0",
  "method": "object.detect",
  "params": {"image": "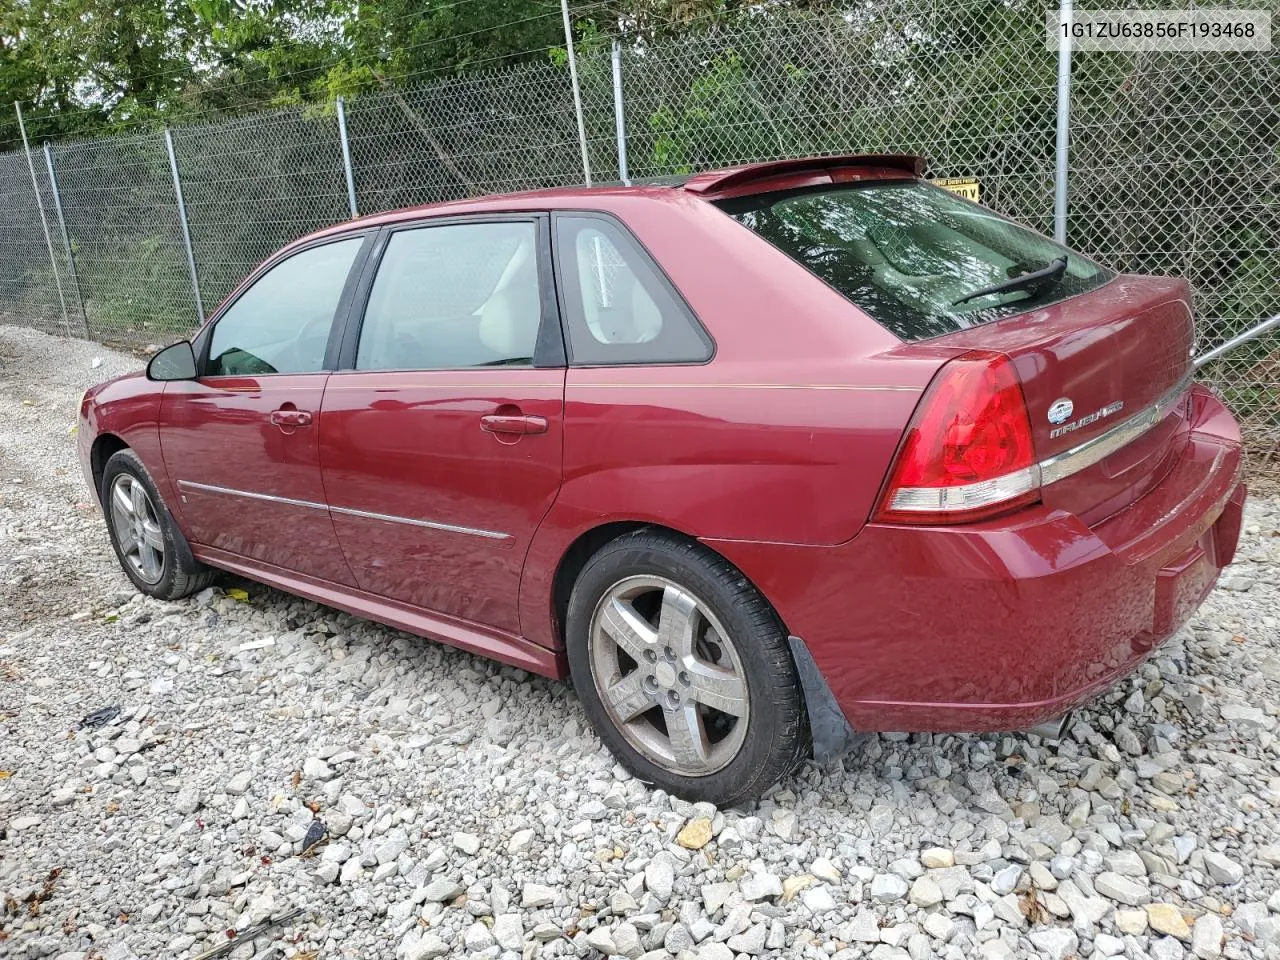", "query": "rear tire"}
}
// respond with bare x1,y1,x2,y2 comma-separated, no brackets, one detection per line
101,449,215,600
566,529,807,804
